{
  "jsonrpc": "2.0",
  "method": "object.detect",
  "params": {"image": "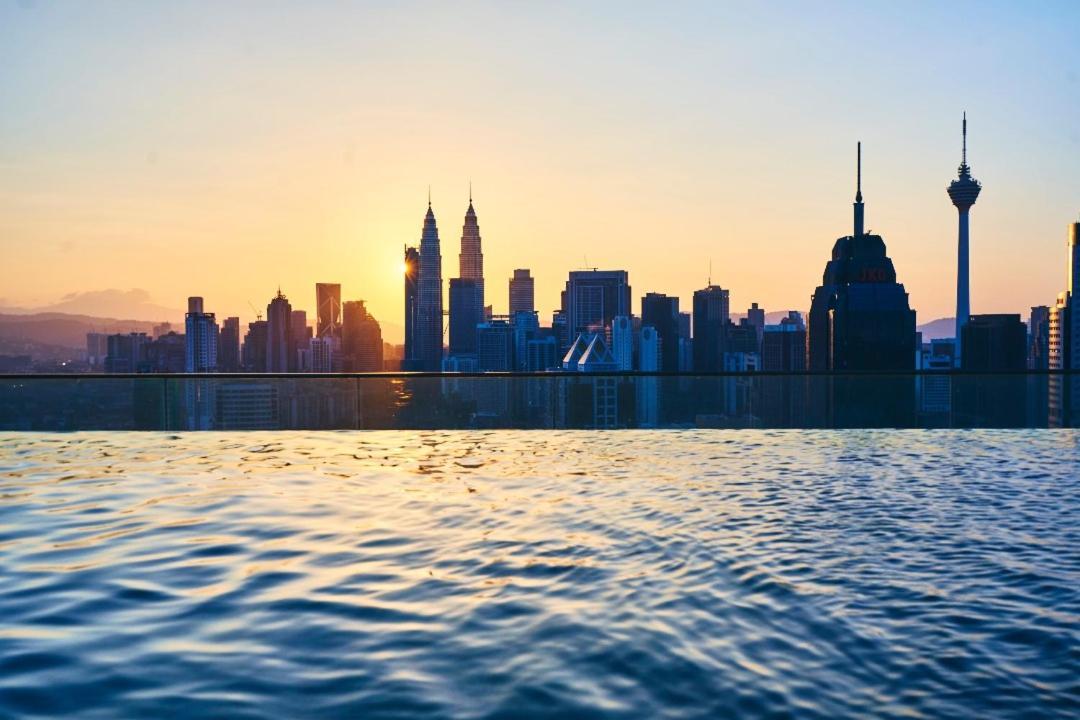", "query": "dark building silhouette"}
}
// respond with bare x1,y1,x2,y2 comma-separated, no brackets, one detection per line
147,332,186,373
948,113,982,367
218,317,241,372
342,300,383,372
403,245,420,370
242,320,268,372
957,314,1028,426
315,283,342,341
642,292,681,373
807,143,916,426
266,290,293,373
692,285,729,372
104,333,150,373
960,314,1027,371
1028,306,1050,370
746,302,765,348
449,278,482,358
509,269,535,315
808,144,916,371
762,314,806,371
561,270,631,350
